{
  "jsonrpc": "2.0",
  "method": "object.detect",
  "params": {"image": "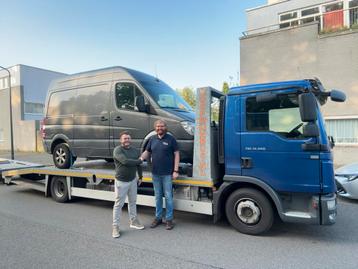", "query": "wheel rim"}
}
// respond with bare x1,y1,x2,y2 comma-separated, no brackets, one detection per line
236,199,261,225
55,148,66,165
54,180,65,197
